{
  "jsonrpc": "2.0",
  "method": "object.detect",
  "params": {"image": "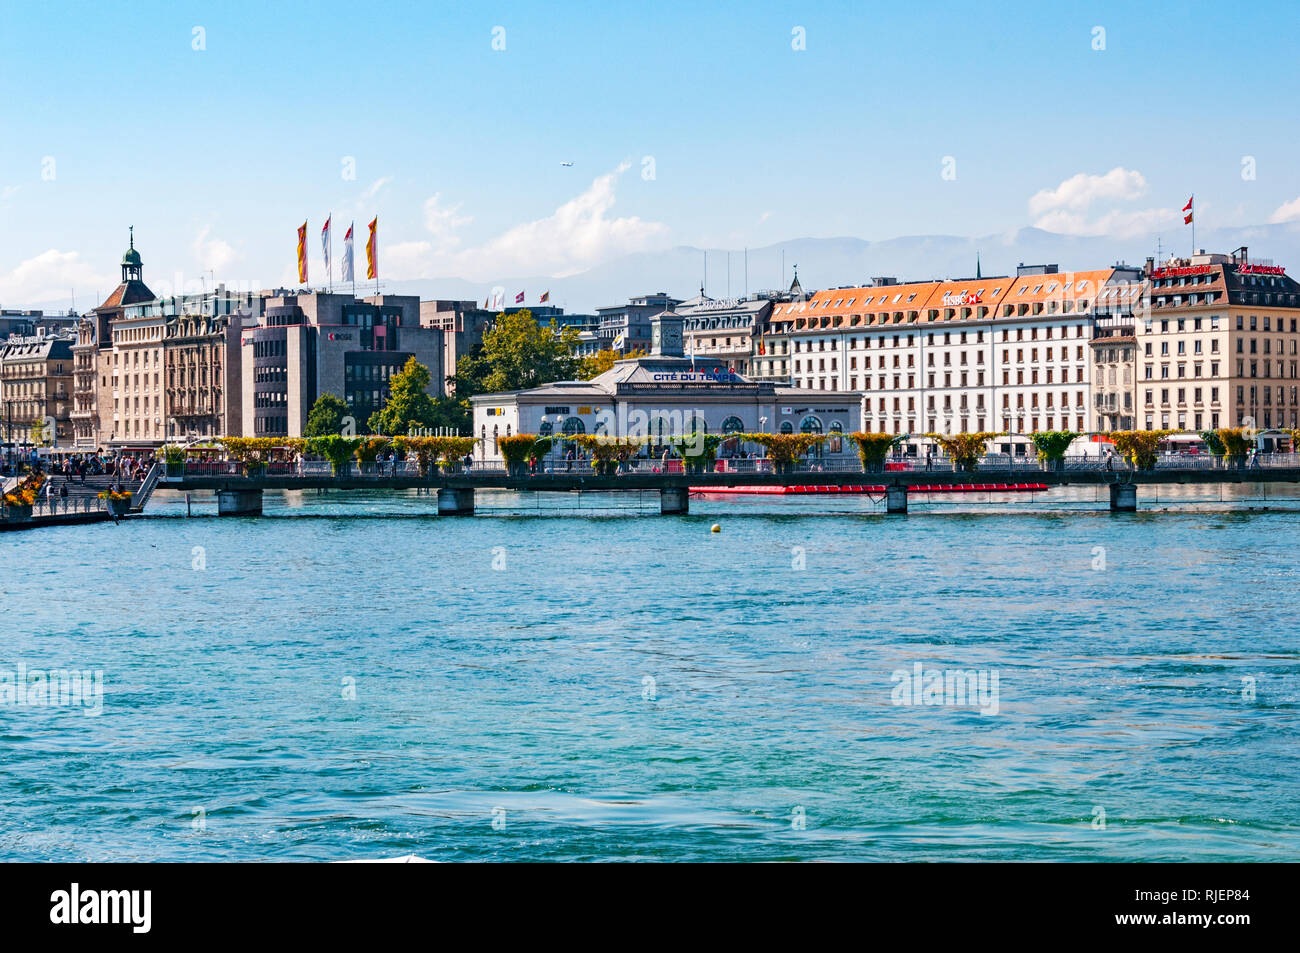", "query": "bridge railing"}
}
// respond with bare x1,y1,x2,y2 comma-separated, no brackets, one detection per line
160,451,1300,482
